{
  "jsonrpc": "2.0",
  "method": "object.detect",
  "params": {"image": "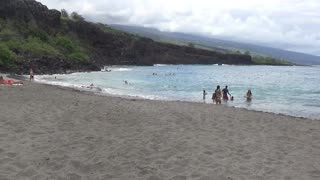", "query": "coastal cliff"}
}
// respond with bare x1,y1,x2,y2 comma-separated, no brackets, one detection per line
0,0,253,74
